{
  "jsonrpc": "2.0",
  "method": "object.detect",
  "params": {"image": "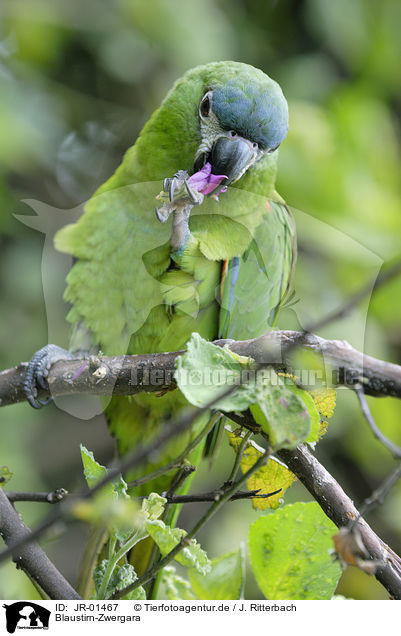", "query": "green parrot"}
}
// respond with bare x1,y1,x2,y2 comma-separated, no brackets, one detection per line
24,59,295,503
